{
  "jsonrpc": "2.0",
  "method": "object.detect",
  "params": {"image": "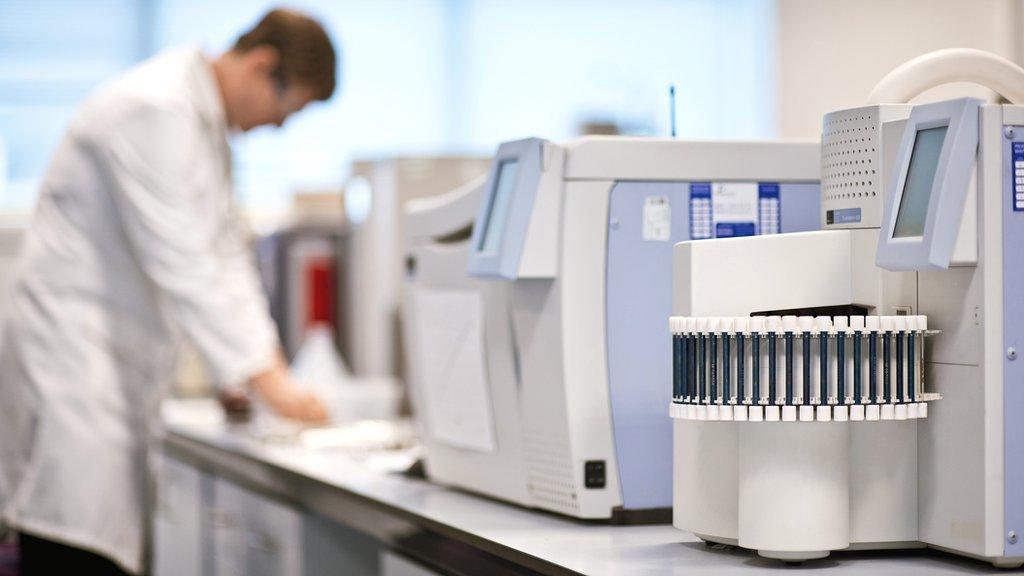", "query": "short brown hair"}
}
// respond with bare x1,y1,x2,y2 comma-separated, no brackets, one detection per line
233,8,338,101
